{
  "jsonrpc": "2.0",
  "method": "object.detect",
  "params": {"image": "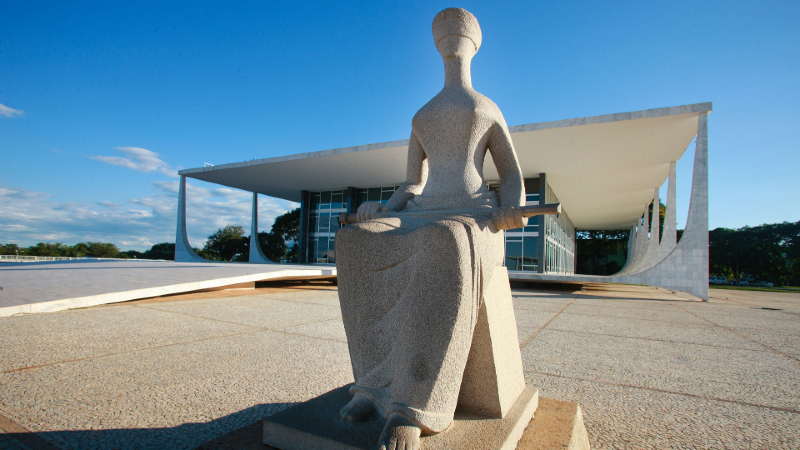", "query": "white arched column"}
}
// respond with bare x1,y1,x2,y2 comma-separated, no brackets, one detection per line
629,189,660,274
616,113,709,300
617,224,637,274
646,161,678,268
619,205,649,276
249,193,275,264
174,175,209,263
